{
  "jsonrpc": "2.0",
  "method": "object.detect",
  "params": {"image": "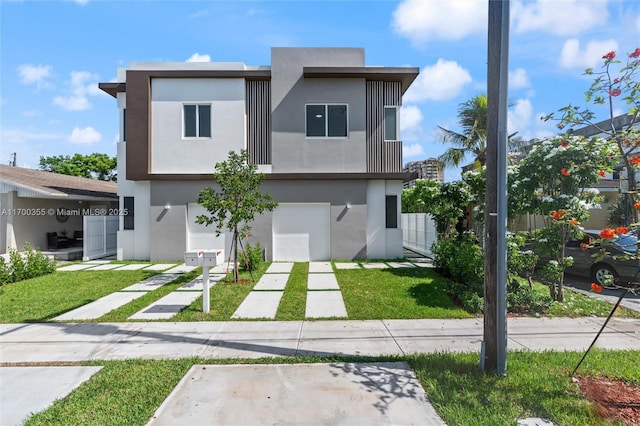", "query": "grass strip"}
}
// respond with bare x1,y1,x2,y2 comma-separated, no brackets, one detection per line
275,262,308,320
21,350,640,426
